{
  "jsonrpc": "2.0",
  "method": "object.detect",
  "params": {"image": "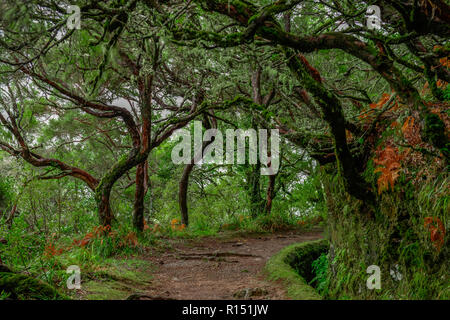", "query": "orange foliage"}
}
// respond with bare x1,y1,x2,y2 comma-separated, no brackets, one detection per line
43,243,63,258
346,130,353,142
43,233,63,258
358,93,400,123
121,232,138,247
373,145,405,194
439,56,449,69
401,116,422,145
72,225,112,248
143,220,151,231
422,51,449,93
43,224,144,258
390,120,400,129
436,56,448,88
170,218,186,231
371,93,391,110
424,217,446,252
